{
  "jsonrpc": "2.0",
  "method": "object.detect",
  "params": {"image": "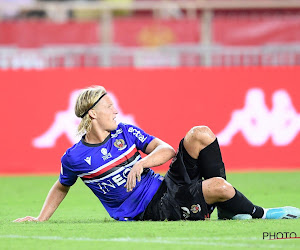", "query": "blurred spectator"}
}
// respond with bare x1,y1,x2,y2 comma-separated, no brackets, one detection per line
0,0,36,19
69,0,134,20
